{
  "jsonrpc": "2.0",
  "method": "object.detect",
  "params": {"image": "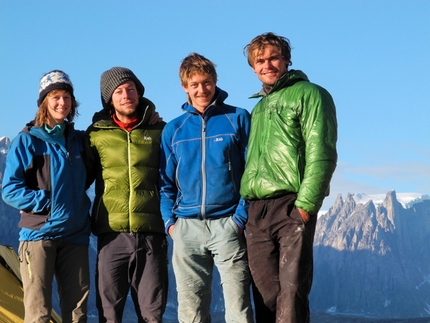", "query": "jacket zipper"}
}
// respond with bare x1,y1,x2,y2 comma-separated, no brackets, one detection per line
125,105,149,230
200,116,207,219
227,150,237,193
127,131,133,227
